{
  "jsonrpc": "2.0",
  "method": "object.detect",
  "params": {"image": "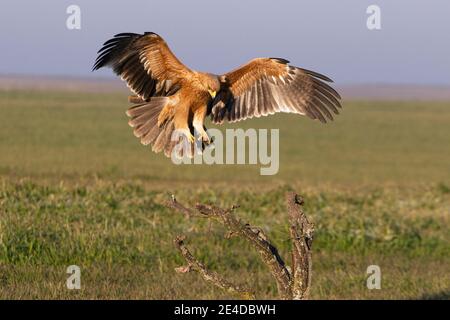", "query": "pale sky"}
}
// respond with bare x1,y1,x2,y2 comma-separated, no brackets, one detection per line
1,0,449,85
